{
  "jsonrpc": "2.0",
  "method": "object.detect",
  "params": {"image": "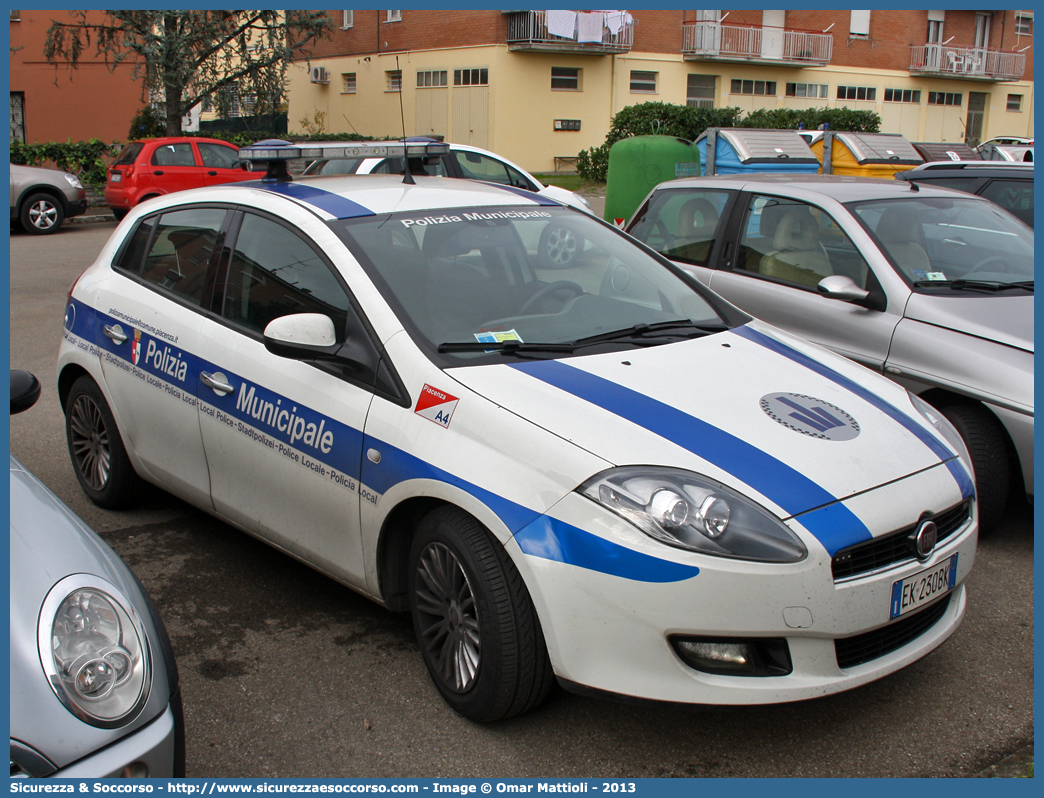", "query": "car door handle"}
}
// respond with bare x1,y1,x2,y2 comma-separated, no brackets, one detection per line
102,325,128,344
200,371,234,395
153,170,164,175
207,170,218,176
